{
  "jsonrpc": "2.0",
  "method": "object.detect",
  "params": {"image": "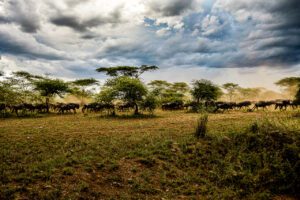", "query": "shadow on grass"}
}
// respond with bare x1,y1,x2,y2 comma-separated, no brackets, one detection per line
95,113,161,120
0,112,42,119
0,112,78,119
